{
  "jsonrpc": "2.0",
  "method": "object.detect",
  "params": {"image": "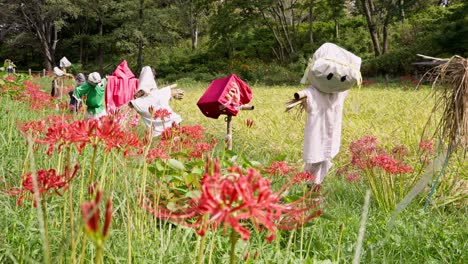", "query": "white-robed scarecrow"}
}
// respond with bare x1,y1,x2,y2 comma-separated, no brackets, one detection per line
129,66,182,136
296,42,362,185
